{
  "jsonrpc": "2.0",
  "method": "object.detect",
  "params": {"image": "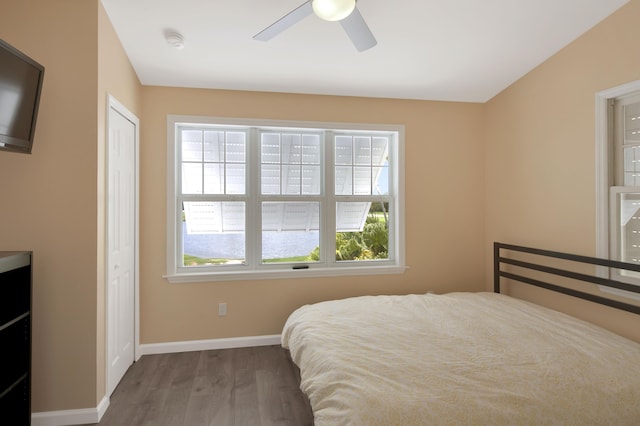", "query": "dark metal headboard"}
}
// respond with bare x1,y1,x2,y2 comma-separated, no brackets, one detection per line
494,242,640,315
